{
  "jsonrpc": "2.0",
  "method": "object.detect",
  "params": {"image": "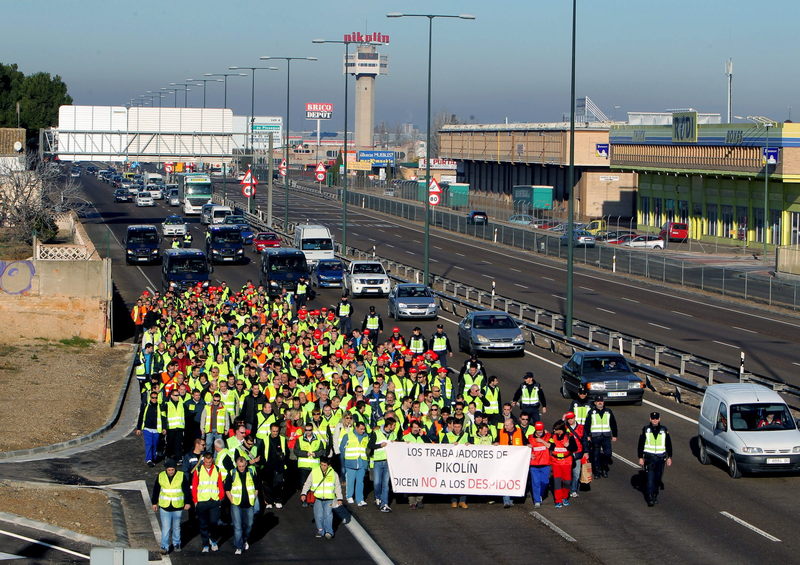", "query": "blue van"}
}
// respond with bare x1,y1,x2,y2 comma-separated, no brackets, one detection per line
205,225,245,264
161,248,212,292
125,225,161,264
260,248,309,297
